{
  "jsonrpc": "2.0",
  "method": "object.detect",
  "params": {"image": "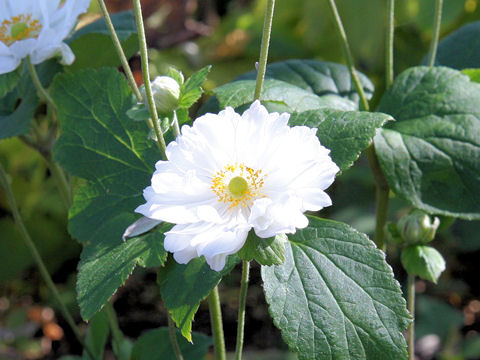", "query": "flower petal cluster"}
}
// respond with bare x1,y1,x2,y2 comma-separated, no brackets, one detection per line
136,101,339,271
0,0,90,74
